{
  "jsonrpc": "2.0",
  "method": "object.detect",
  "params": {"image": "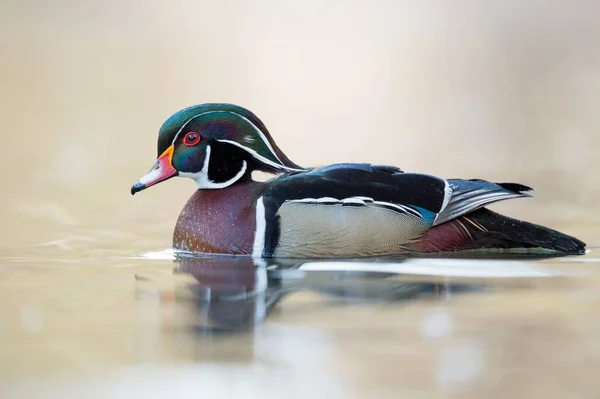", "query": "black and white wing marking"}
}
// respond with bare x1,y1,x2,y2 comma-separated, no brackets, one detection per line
264,163,450,213
253,163,451,258
433,179,533,226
